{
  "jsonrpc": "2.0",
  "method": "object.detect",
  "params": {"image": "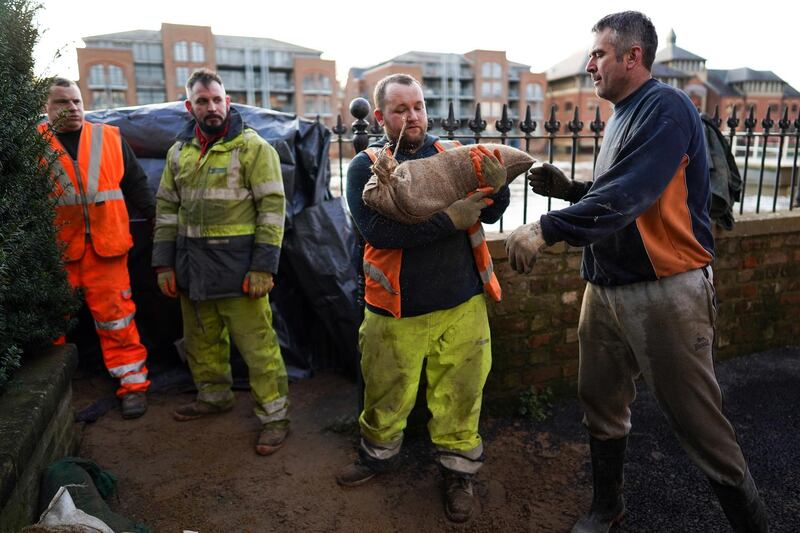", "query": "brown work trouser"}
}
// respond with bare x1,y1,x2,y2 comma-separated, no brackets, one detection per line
577,267,747,485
